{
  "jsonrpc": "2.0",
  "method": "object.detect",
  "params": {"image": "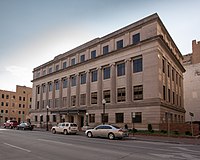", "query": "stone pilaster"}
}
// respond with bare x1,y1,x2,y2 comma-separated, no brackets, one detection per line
110,63,116,104
97,67,102,105
76,74,80,107
86,71,90,106
125,59,132,103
